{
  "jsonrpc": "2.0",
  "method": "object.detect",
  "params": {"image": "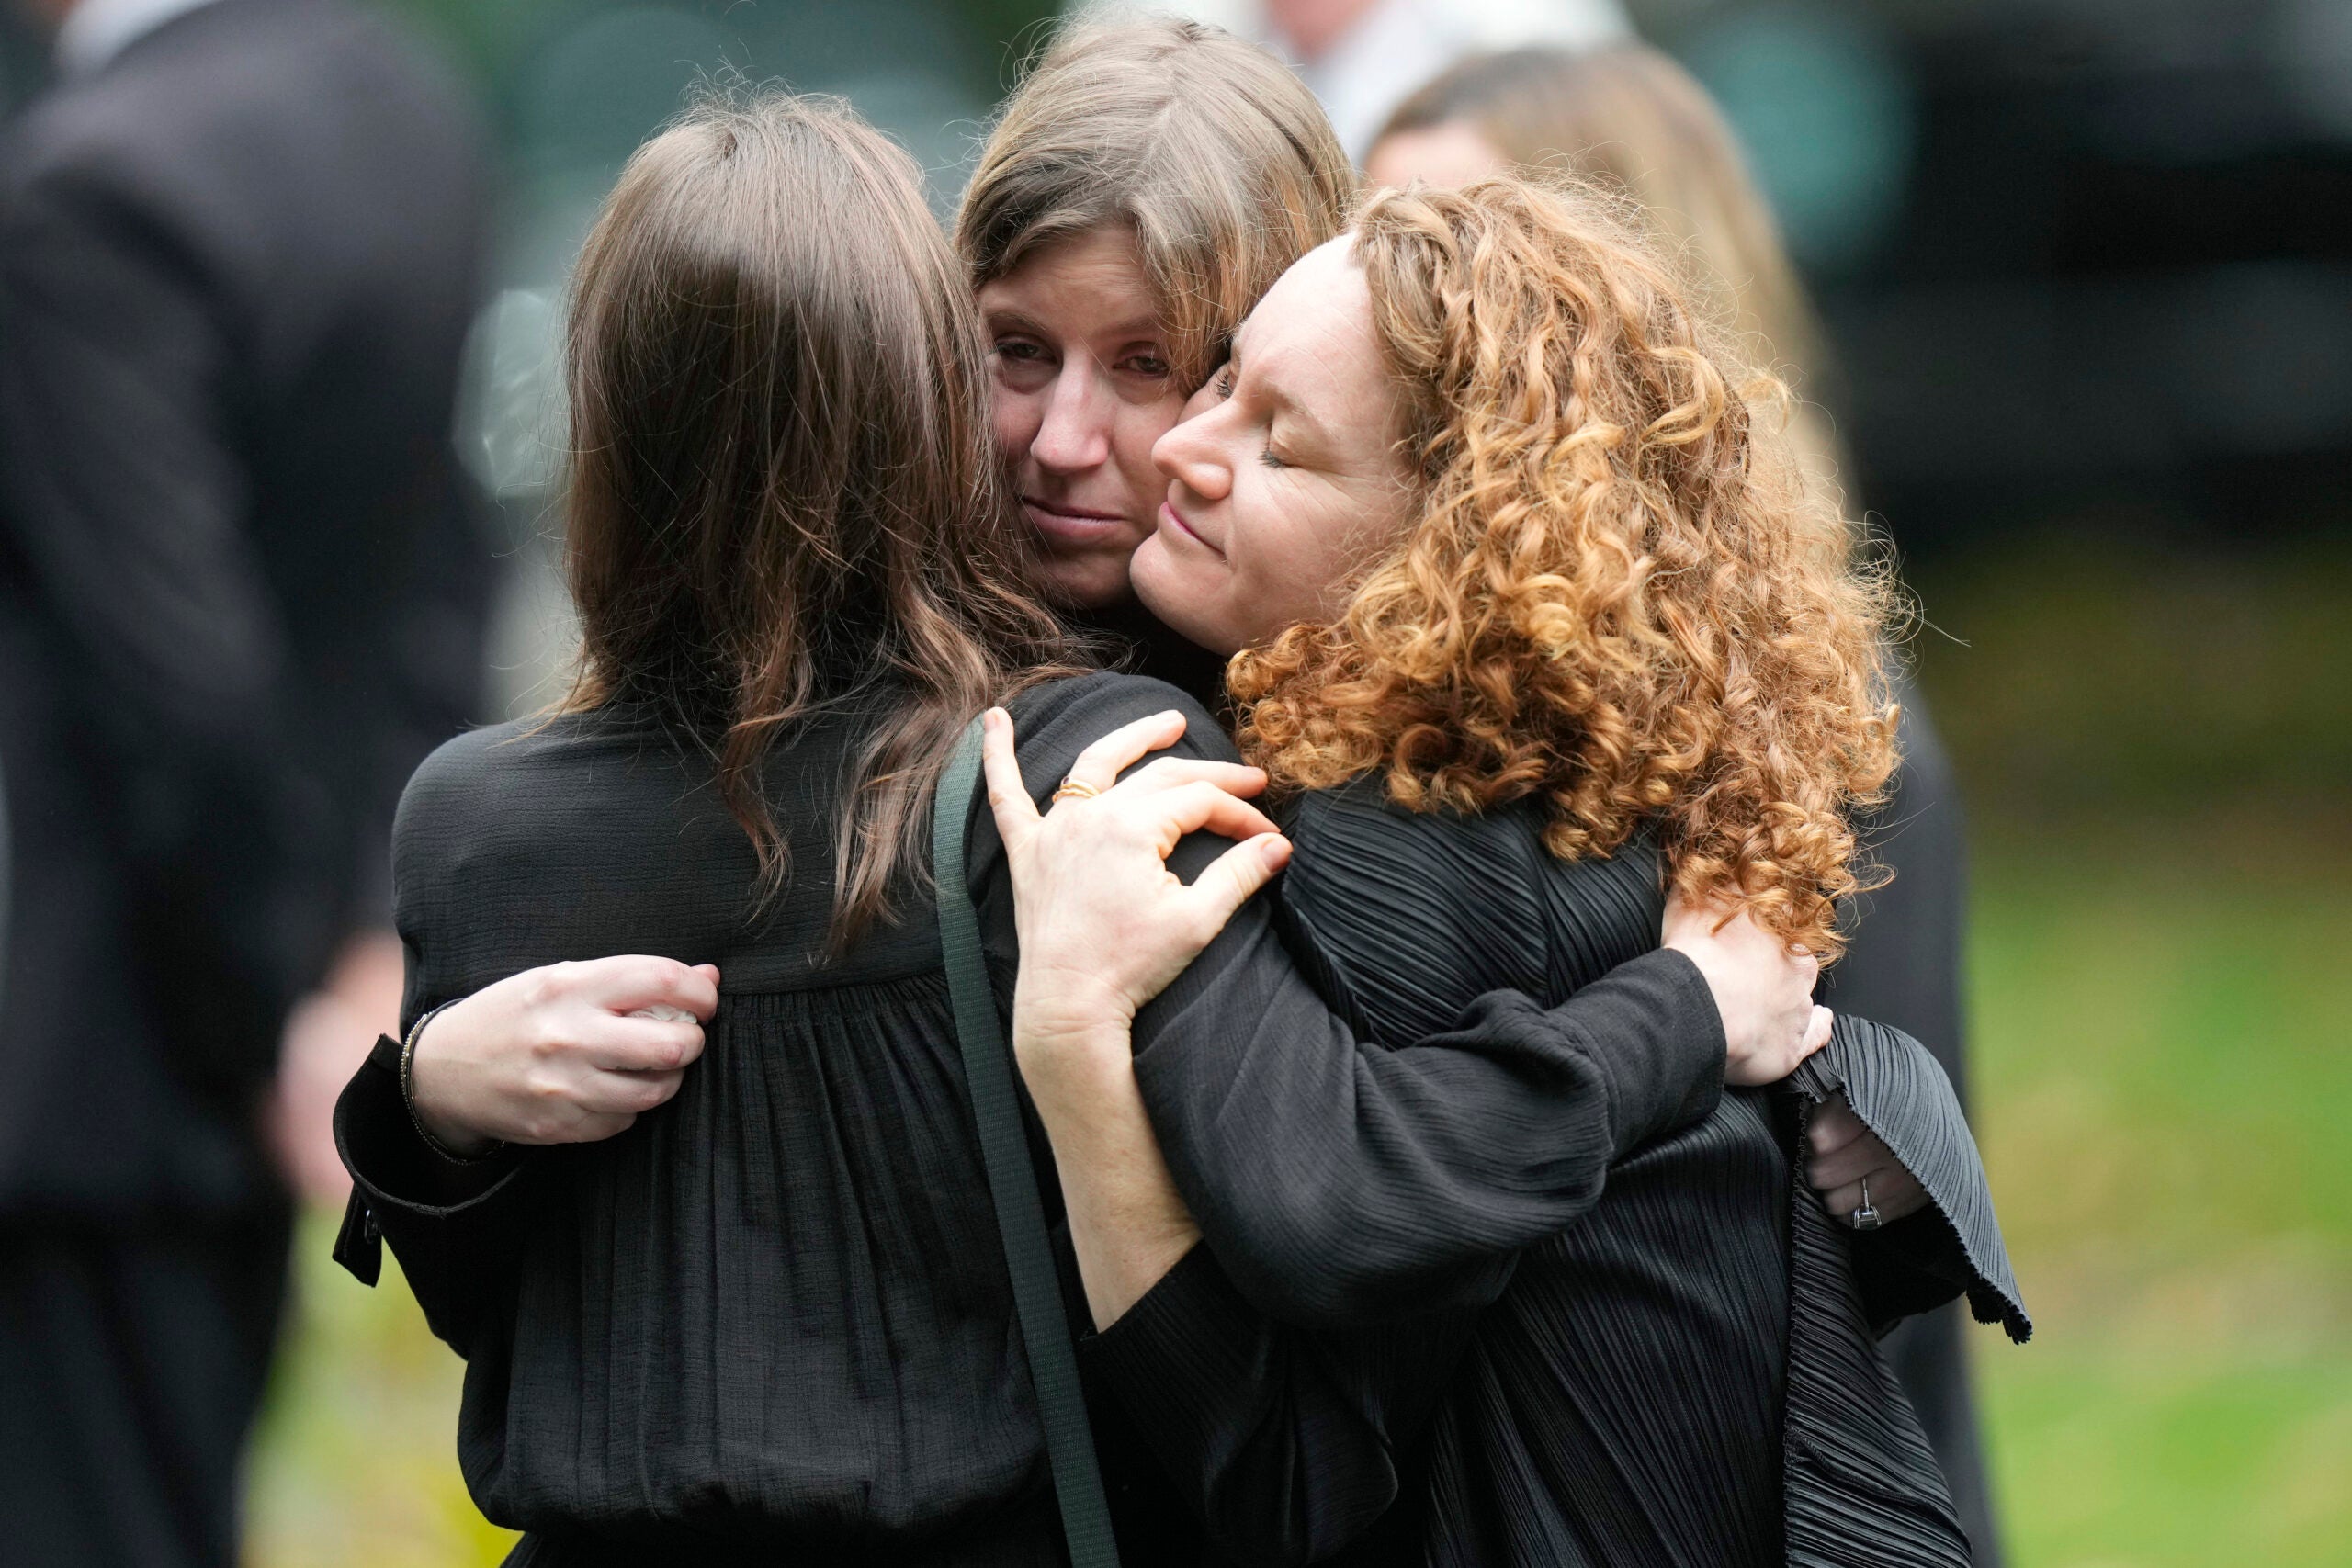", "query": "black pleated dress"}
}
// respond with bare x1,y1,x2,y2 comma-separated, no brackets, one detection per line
1084,775,2030,1568
331,672,1741,1565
